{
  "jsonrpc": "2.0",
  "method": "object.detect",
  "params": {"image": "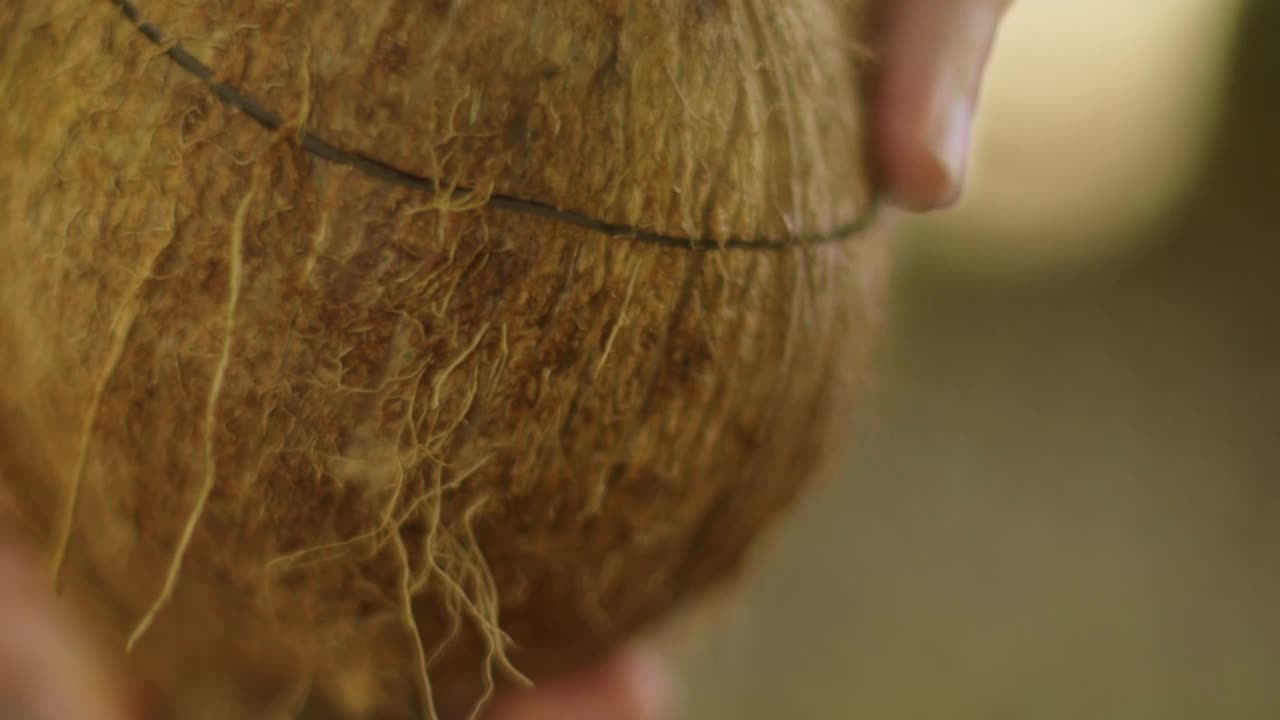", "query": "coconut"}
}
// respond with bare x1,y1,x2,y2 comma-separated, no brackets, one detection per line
0,1,885,718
